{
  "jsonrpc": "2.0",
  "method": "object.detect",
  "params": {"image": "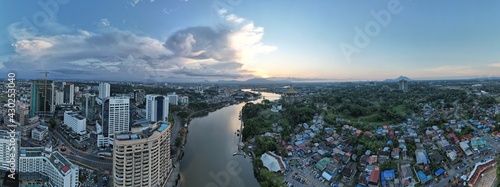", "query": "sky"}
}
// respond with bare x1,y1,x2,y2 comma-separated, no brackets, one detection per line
1,0,500,82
